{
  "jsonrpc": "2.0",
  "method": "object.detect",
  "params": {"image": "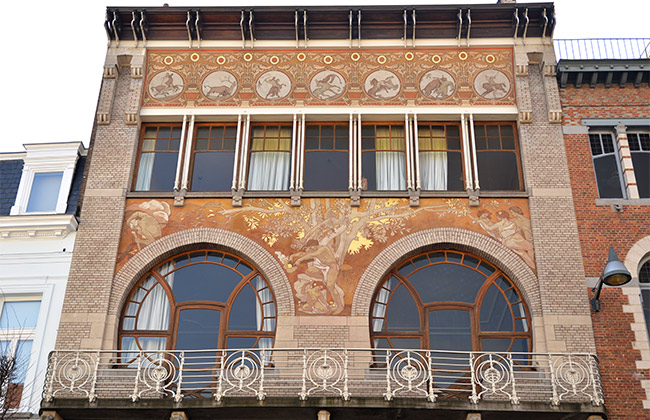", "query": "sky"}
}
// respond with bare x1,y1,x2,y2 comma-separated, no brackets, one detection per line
0,0,647,153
